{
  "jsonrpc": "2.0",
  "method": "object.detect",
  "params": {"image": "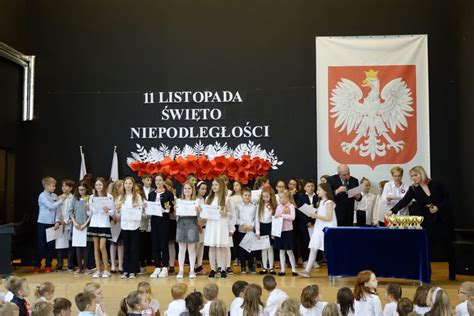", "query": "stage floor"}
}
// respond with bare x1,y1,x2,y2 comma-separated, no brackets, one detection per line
7,262,473,315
